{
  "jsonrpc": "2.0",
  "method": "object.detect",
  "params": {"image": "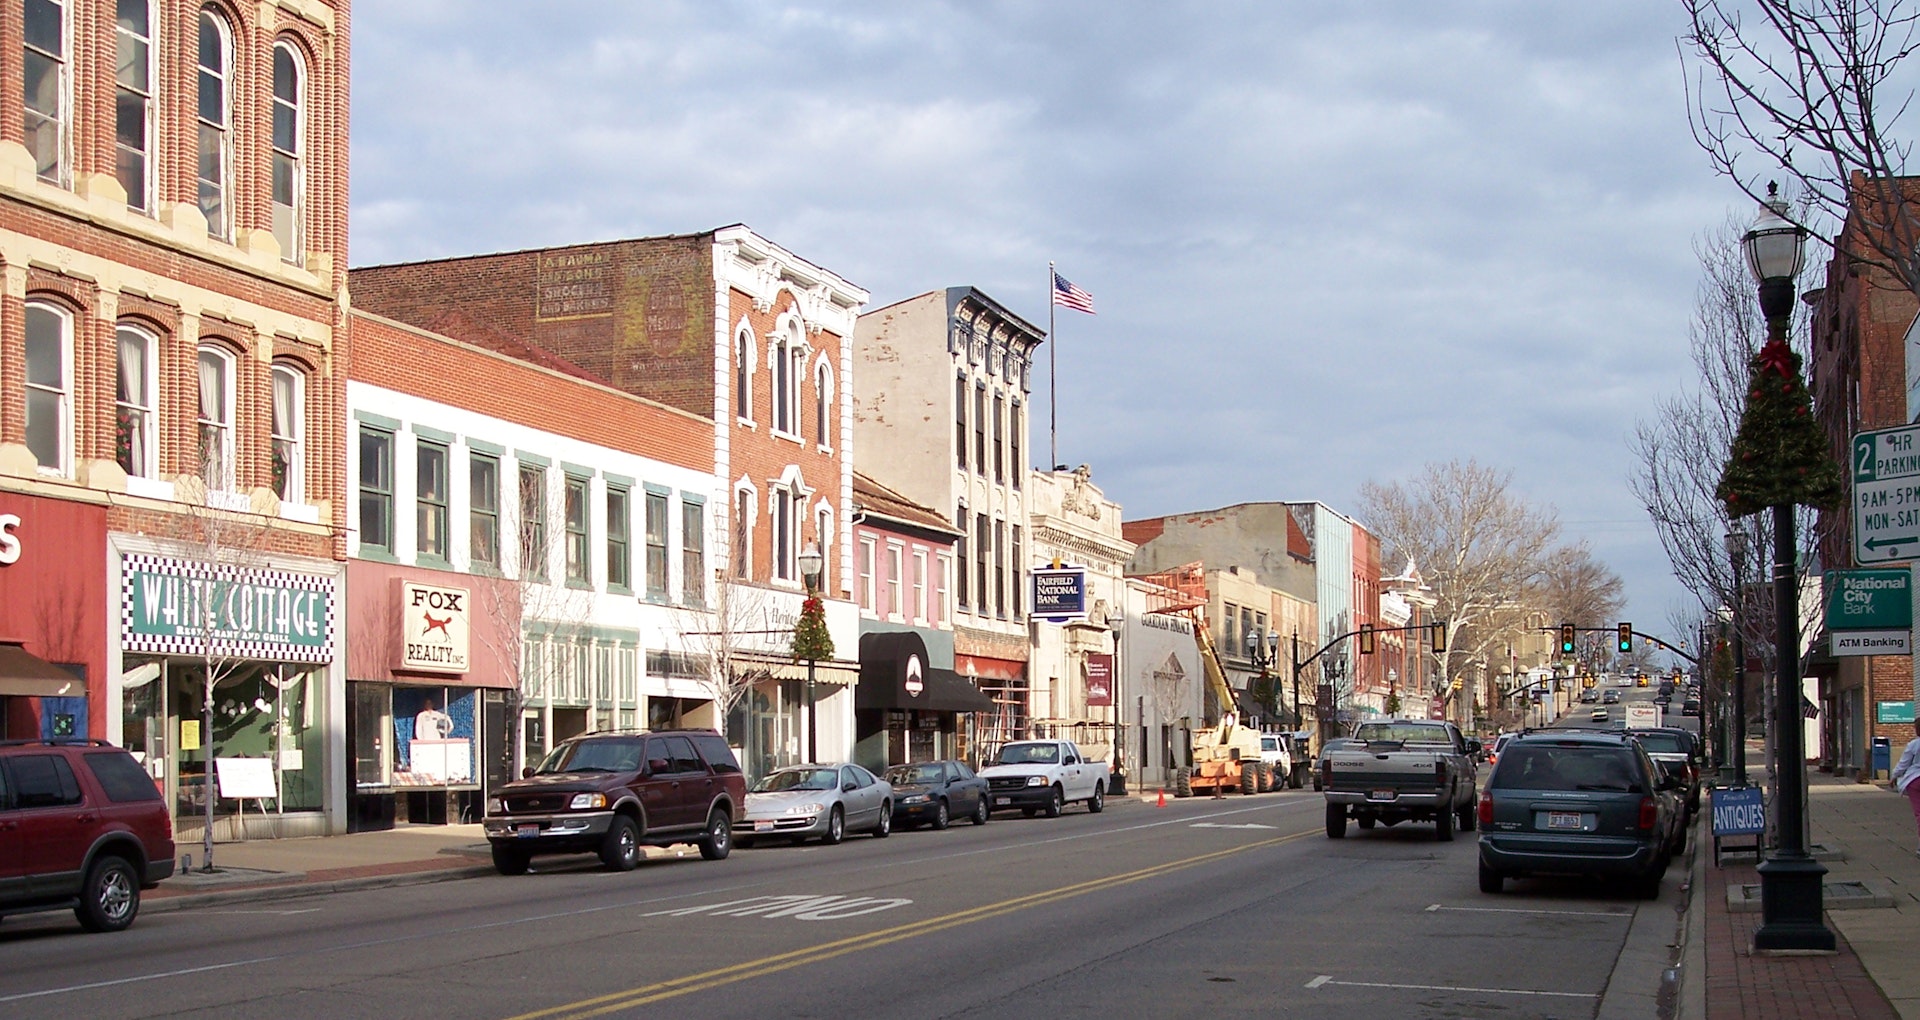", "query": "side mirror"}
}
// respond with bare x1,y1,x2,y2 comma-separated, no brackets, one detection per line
842,781,857,793
521,767,534,779
1465,739,1483,754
